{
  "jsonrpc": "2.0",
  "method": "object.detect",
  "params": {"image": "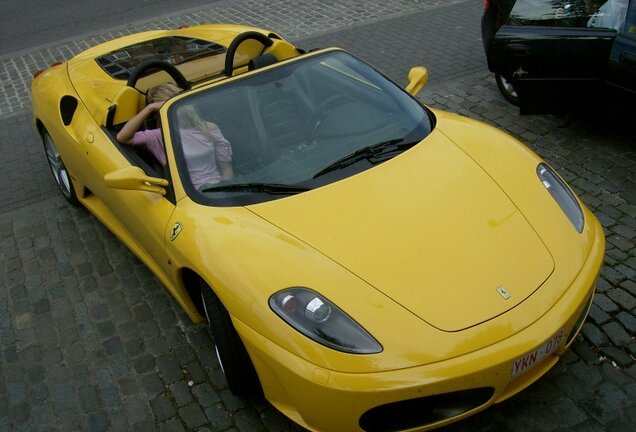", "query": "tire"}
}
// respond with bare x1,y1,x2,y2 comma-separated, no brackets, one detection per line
200,284,262,397
495,73,520,106
43,132,80,206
